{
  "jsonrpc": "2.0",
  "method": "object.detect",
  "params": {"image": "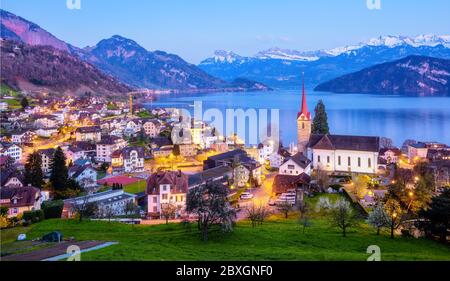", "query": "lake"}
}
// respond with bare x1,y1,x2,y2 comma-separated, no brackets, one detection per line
145,89,450,147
